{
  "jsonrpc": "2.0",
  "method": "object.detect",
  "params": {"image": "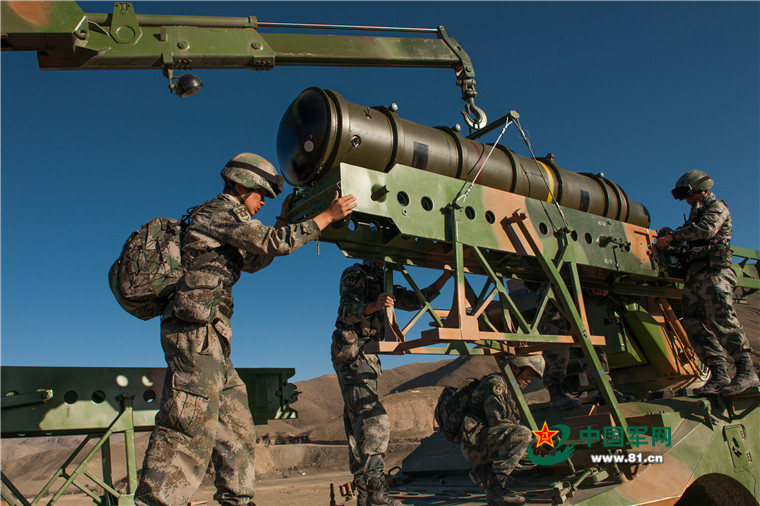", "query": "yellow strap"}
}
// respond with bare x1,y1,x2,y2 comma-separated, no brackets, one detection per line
537,161,555,203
